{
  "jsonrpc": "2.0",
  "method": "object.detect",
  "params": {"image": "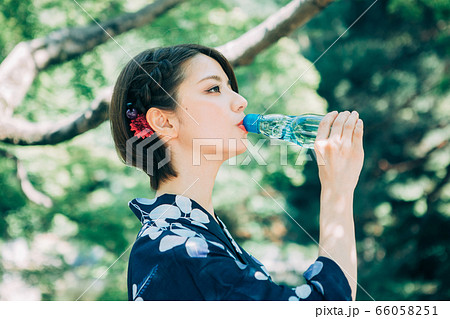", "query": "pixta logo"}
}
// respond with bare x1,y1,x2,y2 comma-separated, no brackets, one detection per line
125,133,171,175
